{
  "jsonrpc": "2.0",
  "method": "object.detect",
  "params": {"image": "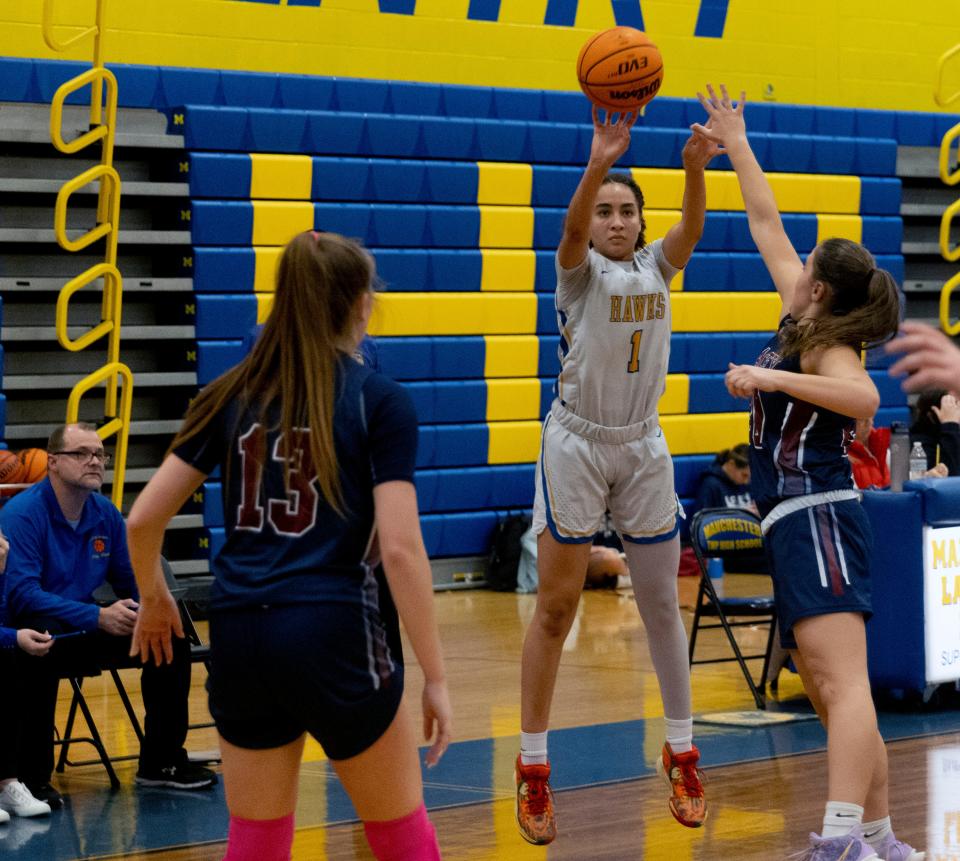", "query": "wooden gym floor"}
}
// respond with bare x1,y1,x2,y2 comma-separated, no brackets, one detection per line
3,577,958,860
